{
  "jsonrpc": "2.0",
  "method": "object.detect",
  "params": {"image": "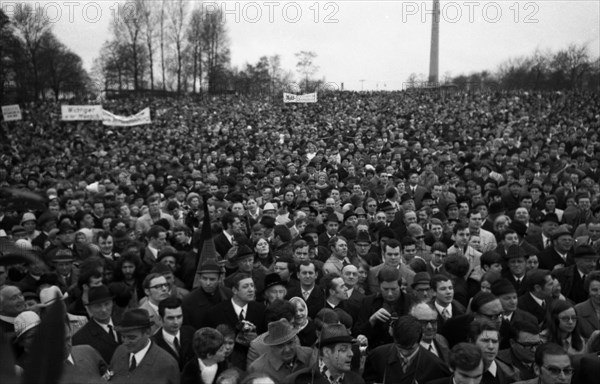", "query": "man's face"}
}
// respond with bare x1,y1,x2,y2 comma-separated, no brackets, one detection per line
431,224,443,238
99,236,114,254
477,299,503,329
272,339,297,364
342,266,359,288
0,286,26,316
431,250,446,267
326,221,339,235
404,212,417,225
435,280,454,306
554,234,573,253
199,273,220,294
233,277,255,303
55,260,72,276
515,208,529,223
414,283,433,303
402,245,417,261
384,246,402,267
355,241,371,257
588,223,600,241
265,284,287,303
508,257,526,277
498,292,518,313
469,213,483,229
453,360,484,384
151,231,167,250
274,262,291,281
323,343,354,373
475,330,499,365
455,229,470,247
574,255,599,275
145,276,171,304
162,307,183,334
536,354,573,384
380,280,401,303
332,239,348,259
120,329,151,354
298,264,316,287
511,331,541,364
293,246,310,263
330,277,349,302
